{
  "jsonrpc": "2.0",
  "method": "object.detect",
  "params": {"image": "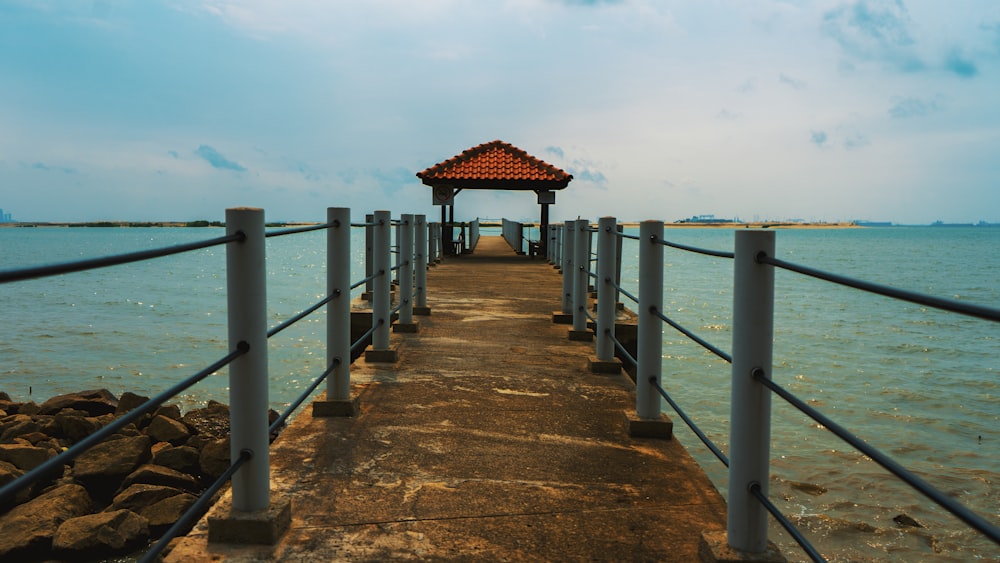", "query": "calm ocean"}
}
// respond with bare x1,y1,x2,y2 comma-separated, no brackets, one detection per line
1,225,997,561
